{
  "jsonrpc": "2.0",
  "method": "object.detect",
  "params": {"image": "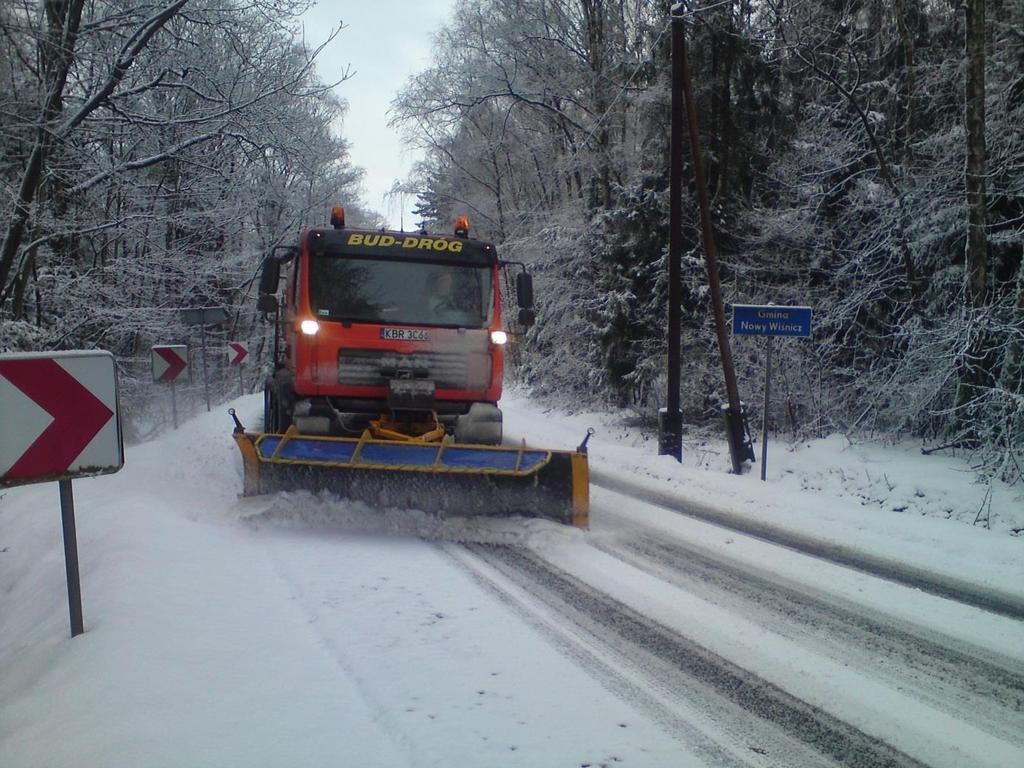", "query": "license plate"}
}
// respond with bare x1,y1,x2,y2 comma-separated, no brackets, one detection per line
380,327,430,341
